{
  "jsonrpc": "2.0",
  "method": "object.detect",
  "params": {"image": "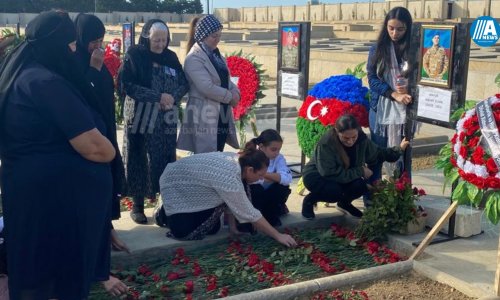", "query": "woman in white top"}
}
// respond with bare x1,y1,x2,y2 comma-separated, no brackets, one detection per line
246,129,292,227
159,149,297,248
